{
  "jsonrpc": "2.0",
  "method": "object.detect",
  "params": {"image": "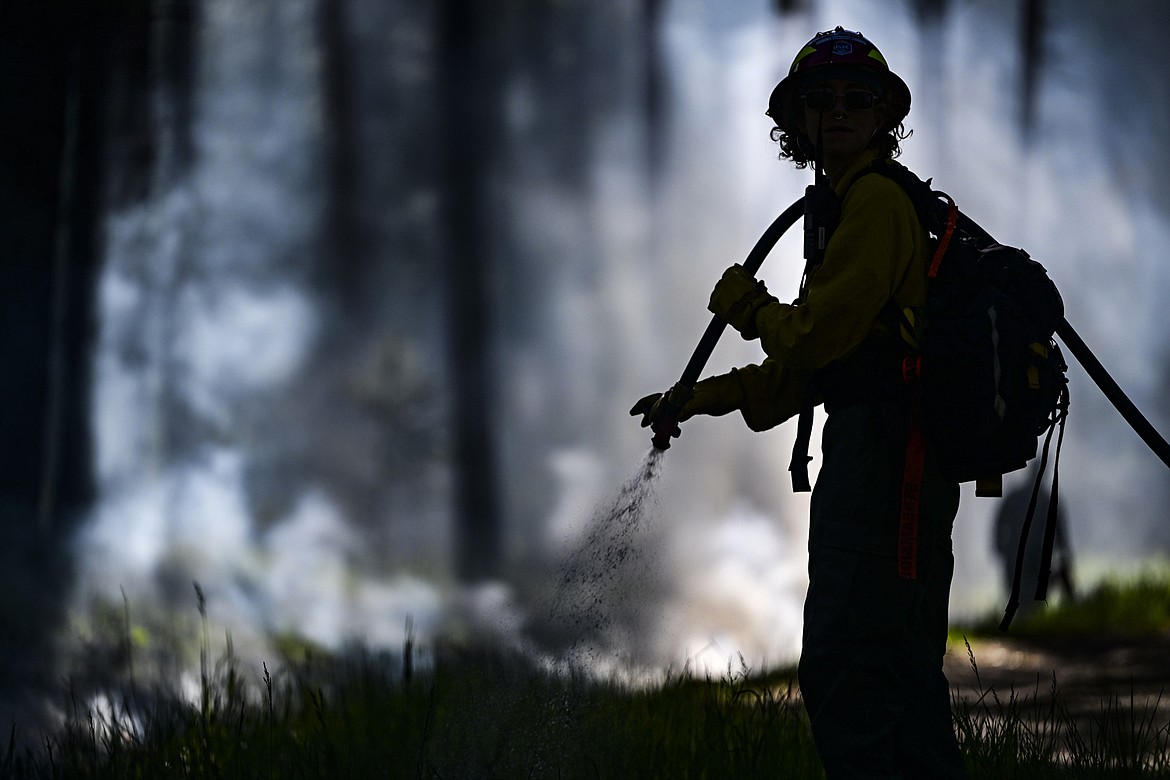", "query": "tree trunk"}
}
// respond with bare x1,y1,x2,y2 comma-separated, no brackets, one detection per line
0,0,118,722
437,0,504,583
